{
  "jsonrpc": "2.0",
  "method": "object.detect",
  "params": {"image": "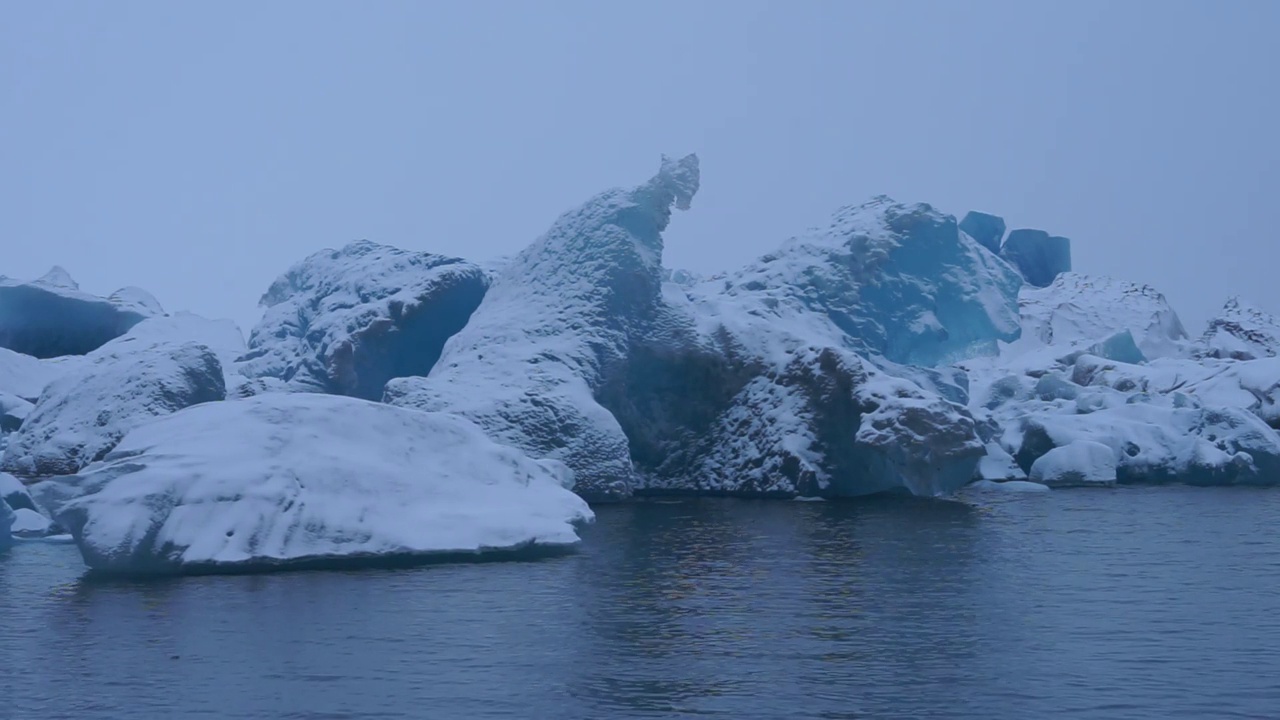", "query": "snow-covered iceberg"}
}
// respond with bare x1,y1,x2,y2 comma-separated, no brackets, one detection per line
0,267,163,358
387,154,702,499
237,241,489,399
391,167,1022,501
41,393,592,574
1195,297,1280,361
0,316,227,478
